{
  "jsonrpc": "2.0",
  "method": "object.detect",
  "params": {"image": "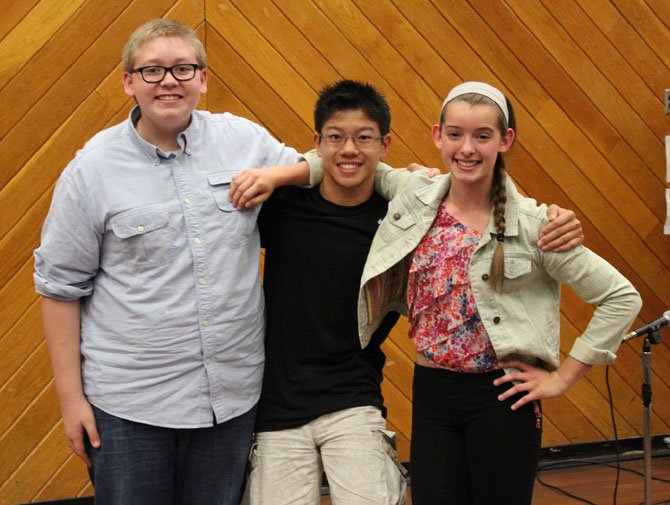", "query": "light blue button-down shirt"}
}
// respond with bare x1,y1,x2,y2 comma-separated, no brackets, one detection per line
34,108,300,428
